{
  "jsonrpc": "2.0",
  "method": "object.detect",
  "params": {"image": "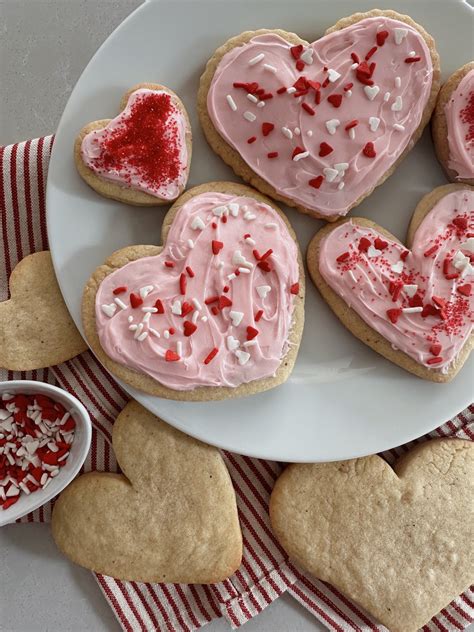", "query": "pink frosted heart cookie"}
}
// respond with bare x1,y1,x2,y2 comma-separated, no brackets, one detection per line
307,184,474,381
82,182,304,400
432,62,474,186
75,83,192,206
198,9,440,221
